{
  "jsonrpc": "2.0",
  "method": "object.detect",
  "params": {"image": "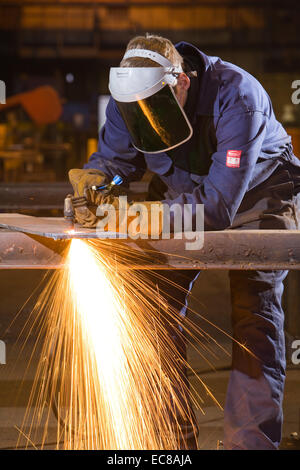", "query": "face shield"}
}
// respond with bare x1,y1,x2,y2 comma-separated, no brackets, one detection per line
108,49,193,154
